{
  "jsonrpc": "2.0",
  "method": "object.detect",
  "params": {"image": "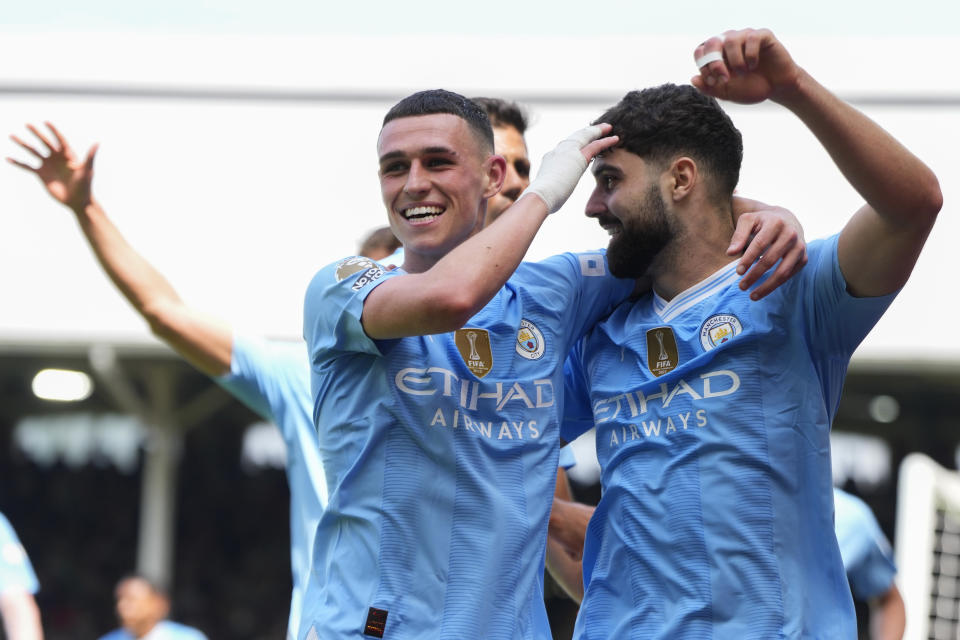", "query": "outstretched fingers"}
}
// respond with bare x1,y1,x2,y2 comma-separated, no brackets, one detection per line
9,134,44,161
26,123,58,154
